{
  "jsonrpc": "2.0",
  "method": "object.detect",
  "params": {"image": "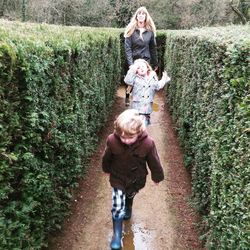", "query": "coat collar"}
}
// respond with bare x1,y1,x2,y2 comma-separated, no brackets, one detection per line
114,130,148,149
